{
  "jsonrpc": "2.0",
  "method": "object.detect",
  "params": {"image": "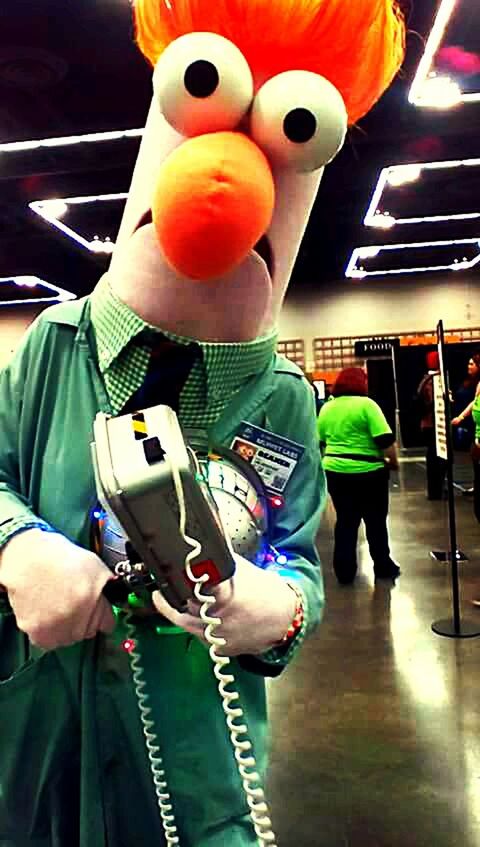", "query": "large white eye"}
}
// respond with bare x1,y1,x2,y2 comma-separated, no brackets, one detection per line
250,71,348,172
153,32,254,137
